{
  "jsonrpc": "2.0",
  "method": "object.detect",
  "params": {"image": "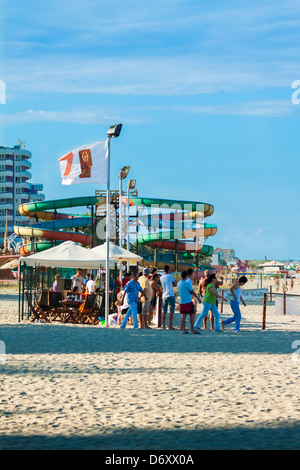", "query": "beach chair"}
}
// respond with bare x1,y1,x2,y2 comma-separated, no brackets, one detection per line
75,294,98,324
26,291,51,322
47,291,64,321
37,290,49,307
